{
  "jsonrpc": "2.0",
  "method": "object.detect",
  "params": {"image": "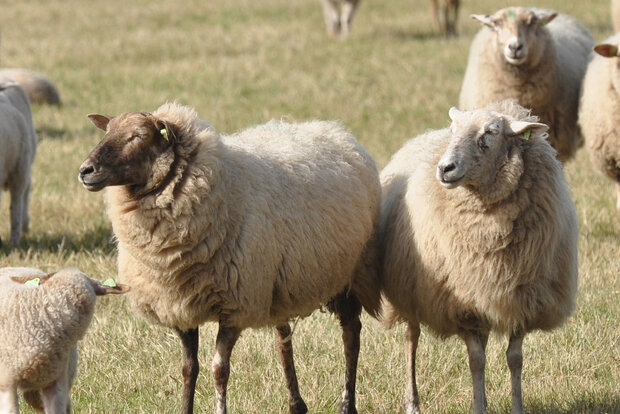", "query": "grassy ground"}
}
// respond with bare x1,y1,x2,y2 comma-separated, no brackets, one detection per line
0,0,618,412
